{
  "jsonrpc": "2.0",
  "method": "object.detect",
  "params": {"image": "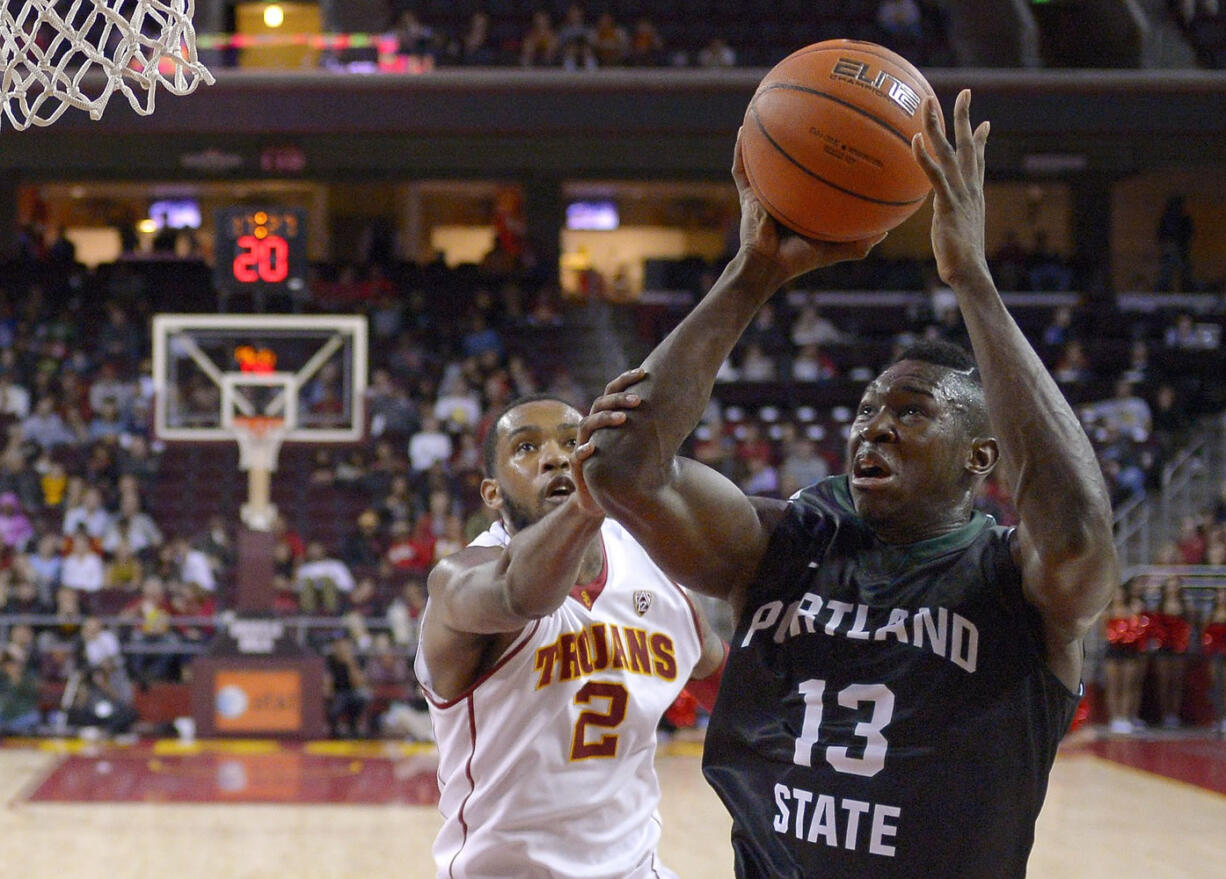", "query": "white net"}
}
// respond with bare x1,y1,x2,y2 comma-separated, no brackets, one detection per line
0,0,214,131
